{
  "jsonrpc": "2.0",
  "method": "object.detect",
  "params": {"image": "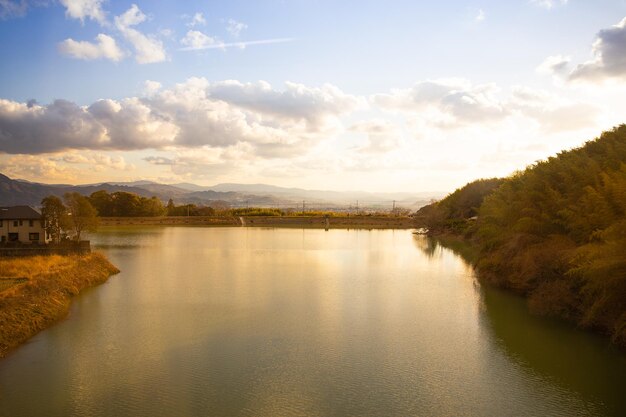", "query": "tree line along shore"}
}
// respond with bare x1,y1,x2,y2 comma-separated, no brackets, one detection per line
33,189,416,236
416,125,626,348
